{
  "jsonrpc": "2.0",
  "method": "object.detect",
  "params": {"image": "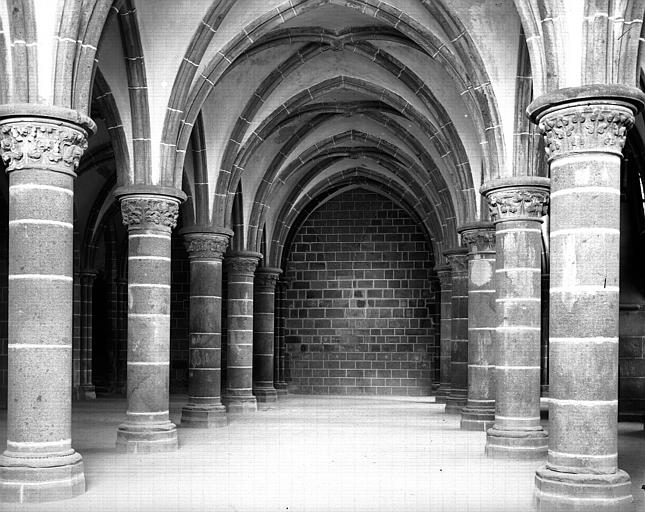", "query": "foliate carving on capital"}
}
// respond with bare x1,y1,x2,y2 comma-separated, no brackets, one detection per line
460,228,496,252
225,256,260,275
255,270,281,290
538,105,634,159
120,197,180,230
486,188,549,221
435,267,452,289
444,252,468,275
0,121,88,174
184,234,229,260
